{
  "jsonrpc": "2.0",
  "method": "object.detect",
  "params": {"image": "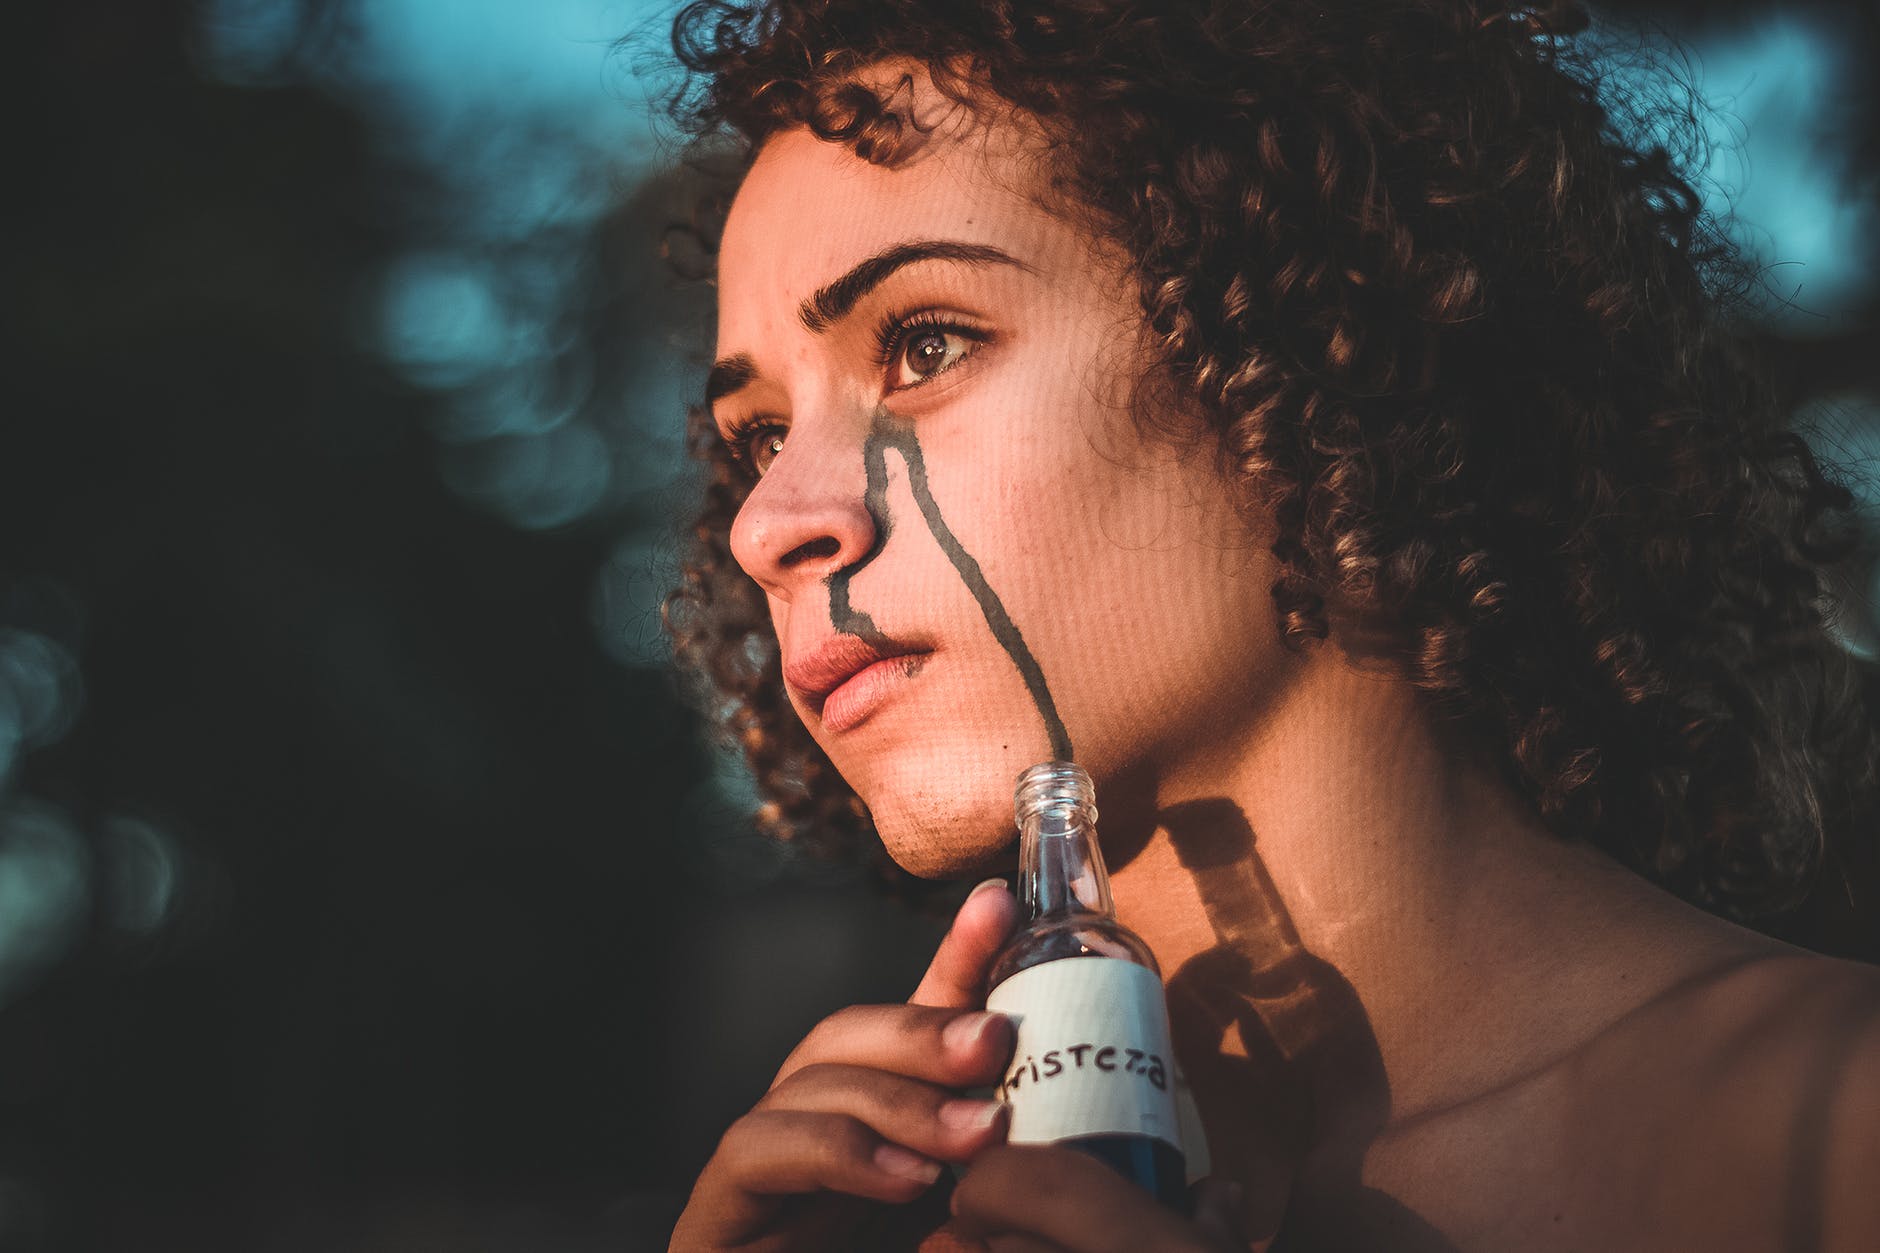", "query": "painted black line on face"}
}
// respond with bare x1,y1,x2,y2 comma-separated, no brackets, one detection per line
824,442,893,650
825,408,1074,762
